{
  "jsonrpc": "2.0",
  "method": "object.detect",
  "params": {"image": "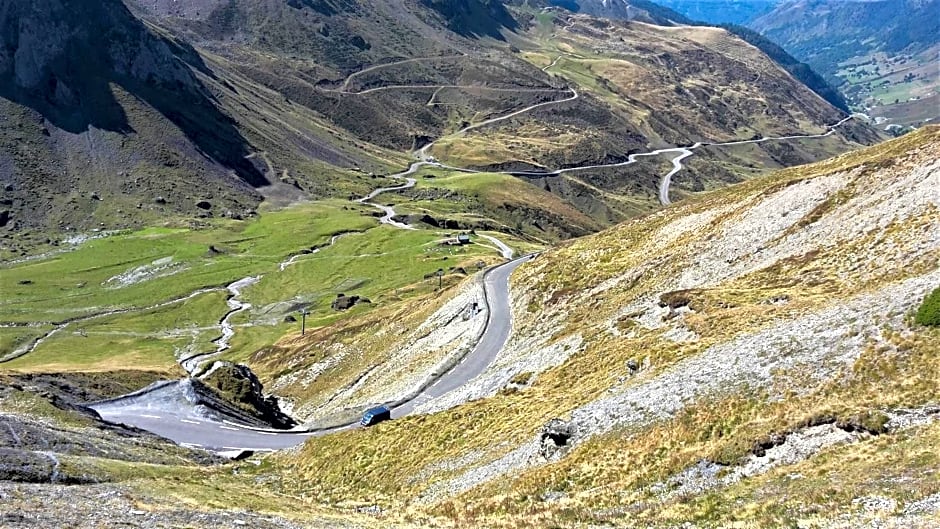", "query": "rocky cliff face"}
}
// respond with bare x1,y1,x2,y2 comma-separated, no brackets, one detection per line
1,0,191,95
0,0,269,233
